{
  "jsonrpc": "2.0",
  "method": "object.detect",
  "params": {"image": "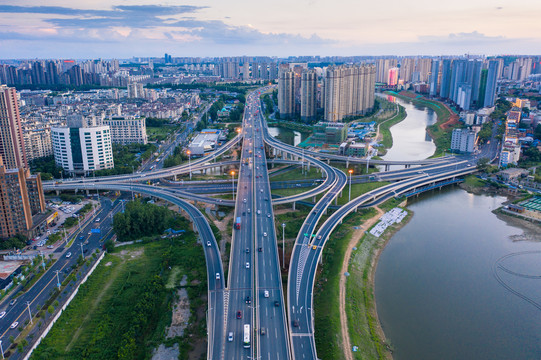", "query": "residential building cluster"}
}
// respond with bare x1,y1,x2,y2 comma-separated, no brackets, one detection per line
374,56,541,111
0,157,46,240
499,107,524,167
278,63,376,123
497,97,541,167
12,87,201,164
0,86,47,241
